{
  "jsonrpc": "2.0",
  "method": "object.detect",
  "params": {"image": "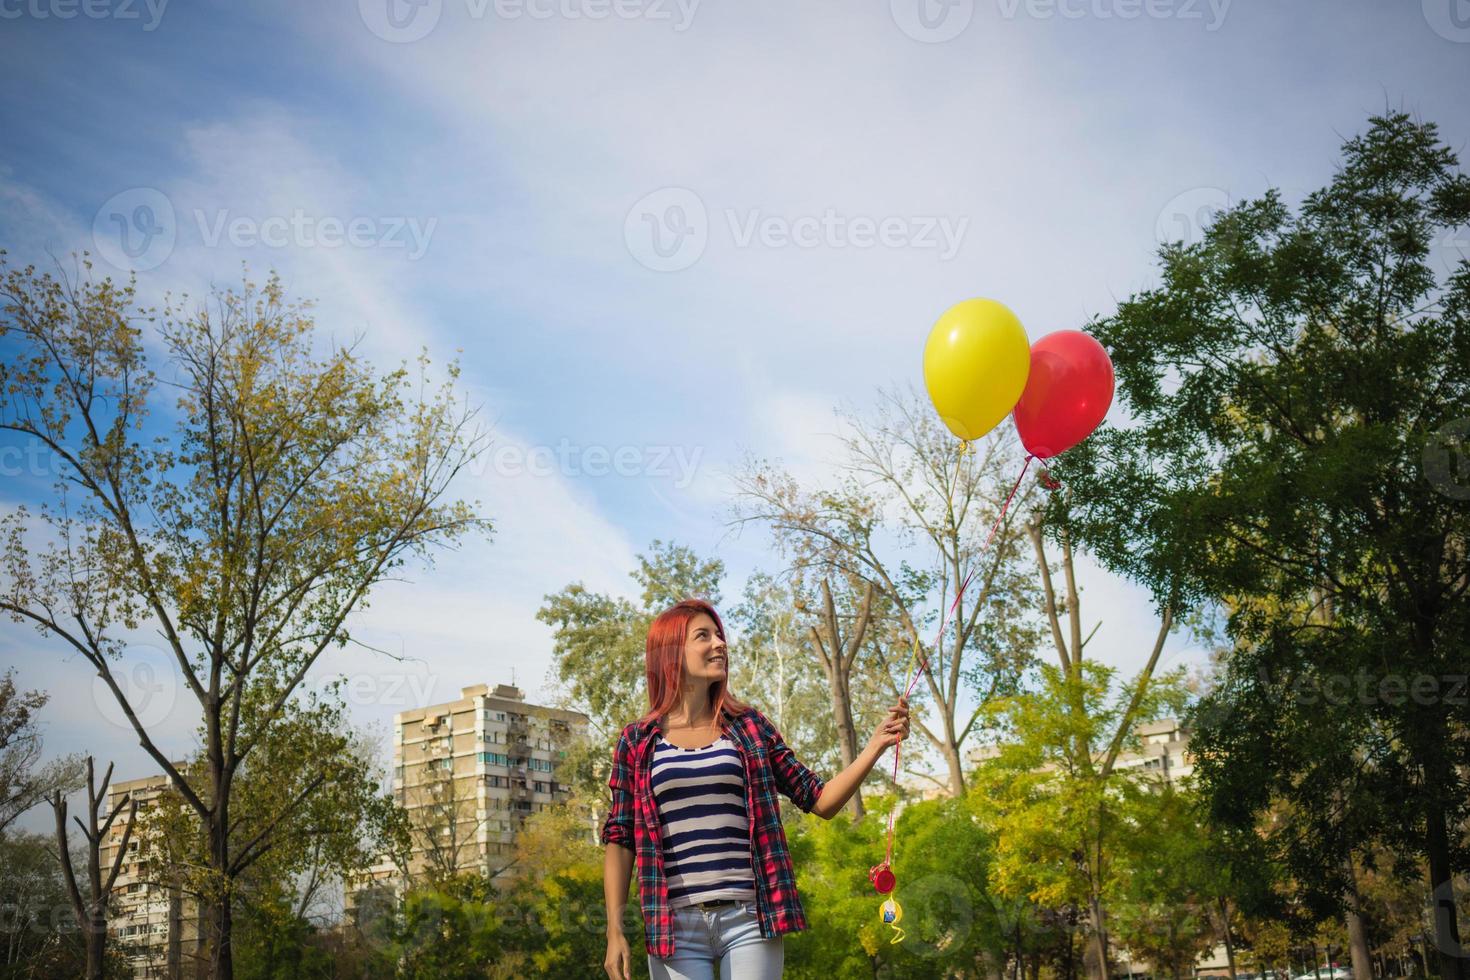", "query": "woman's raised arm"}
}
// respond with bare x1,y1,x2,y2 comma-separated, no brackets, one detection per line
811,697,910,820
